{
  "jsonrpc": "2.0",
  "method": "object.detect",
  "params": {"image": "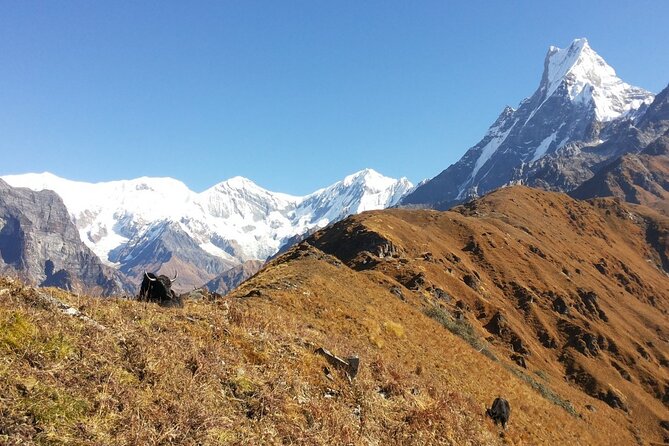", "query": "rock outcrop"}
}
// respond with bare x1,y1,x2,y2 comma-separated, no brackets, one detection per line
0,179,132,295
